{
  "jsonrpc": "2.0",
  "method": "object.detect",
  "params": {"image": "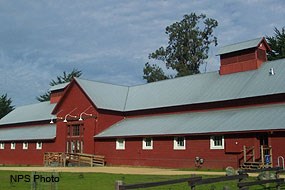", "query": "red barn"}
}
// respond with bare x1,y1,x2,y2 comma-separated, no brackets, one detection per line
0,37,285,169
